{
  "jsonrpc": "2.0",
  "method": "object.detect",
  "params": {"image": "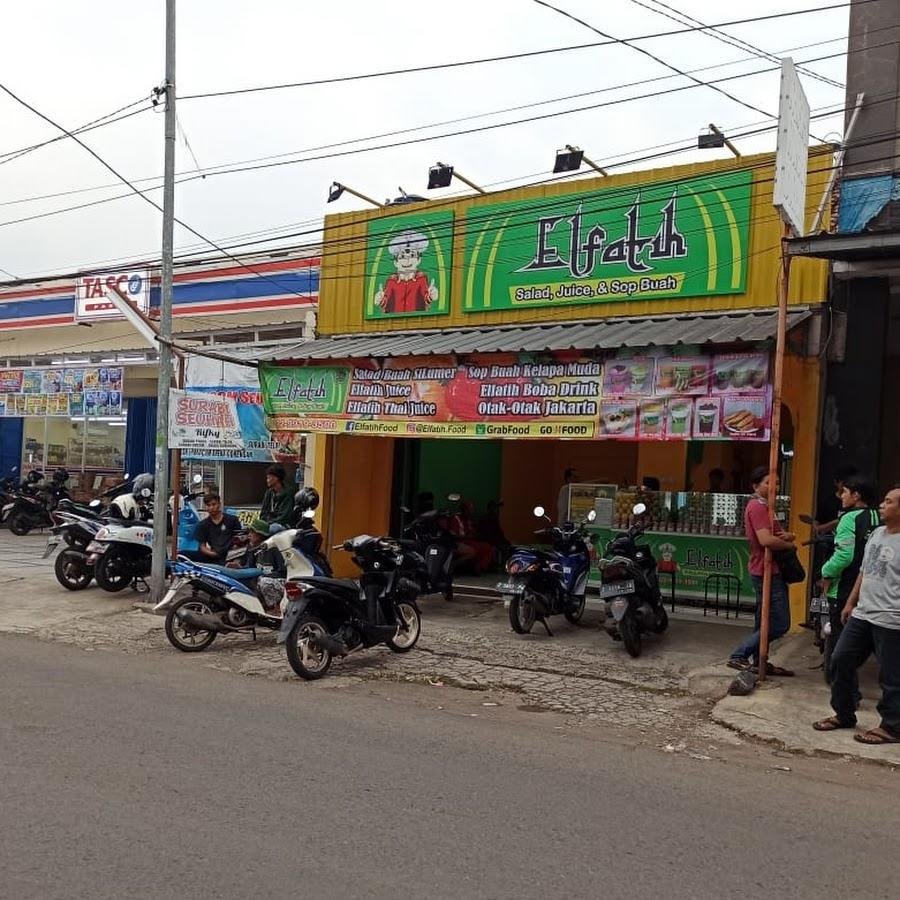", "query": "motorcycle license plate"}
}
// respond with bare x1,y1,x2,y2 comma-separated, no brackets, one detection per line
41,536,61,559
497,582,524,594
599,579,635,599
810,596,826,613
